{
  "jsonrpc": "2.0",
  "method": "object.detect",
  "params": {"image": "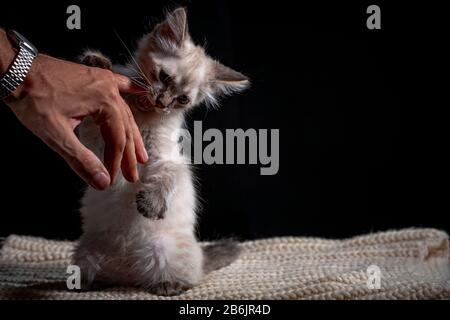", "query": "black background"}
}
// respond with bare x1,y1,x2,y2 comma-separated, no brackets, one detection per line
0,1,447,241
